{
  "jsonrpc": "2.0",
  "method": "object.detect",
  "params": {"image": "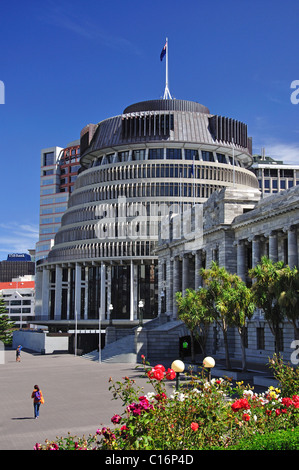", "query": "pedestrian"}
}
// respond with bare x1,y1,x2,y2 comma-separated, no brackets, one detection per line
16,345,22,362
31,385,44,419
